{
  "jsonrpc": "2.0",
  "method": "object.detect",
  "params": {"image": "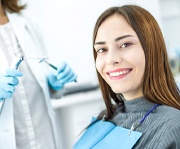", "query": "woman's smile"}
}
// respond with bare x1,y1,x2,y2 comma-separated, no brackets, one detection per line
106,68,132,80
